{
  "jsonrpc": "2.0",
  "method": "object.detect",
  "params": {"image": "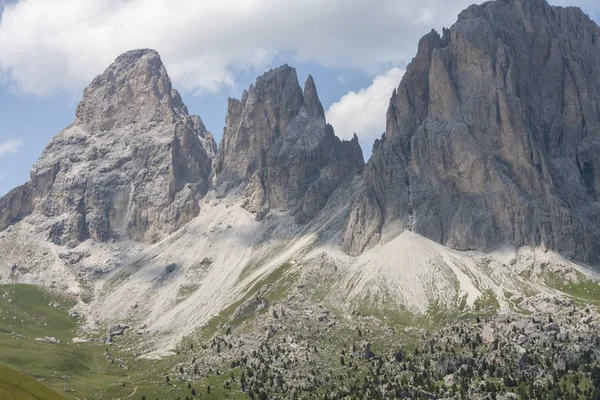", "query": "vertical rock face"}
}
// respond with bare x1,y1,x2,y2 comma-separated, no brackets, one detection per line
0,49,213,245
216,65,364,222
342,0,600,265
190,115,218,159
0,184,33,231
